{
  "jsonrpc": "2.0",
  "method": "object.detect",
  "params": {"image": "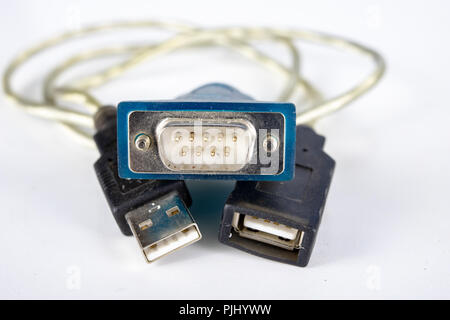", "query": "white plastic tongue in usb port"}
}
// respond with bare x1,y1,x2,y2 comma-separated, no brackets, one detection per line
126,193,202,263
232,213,303,251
